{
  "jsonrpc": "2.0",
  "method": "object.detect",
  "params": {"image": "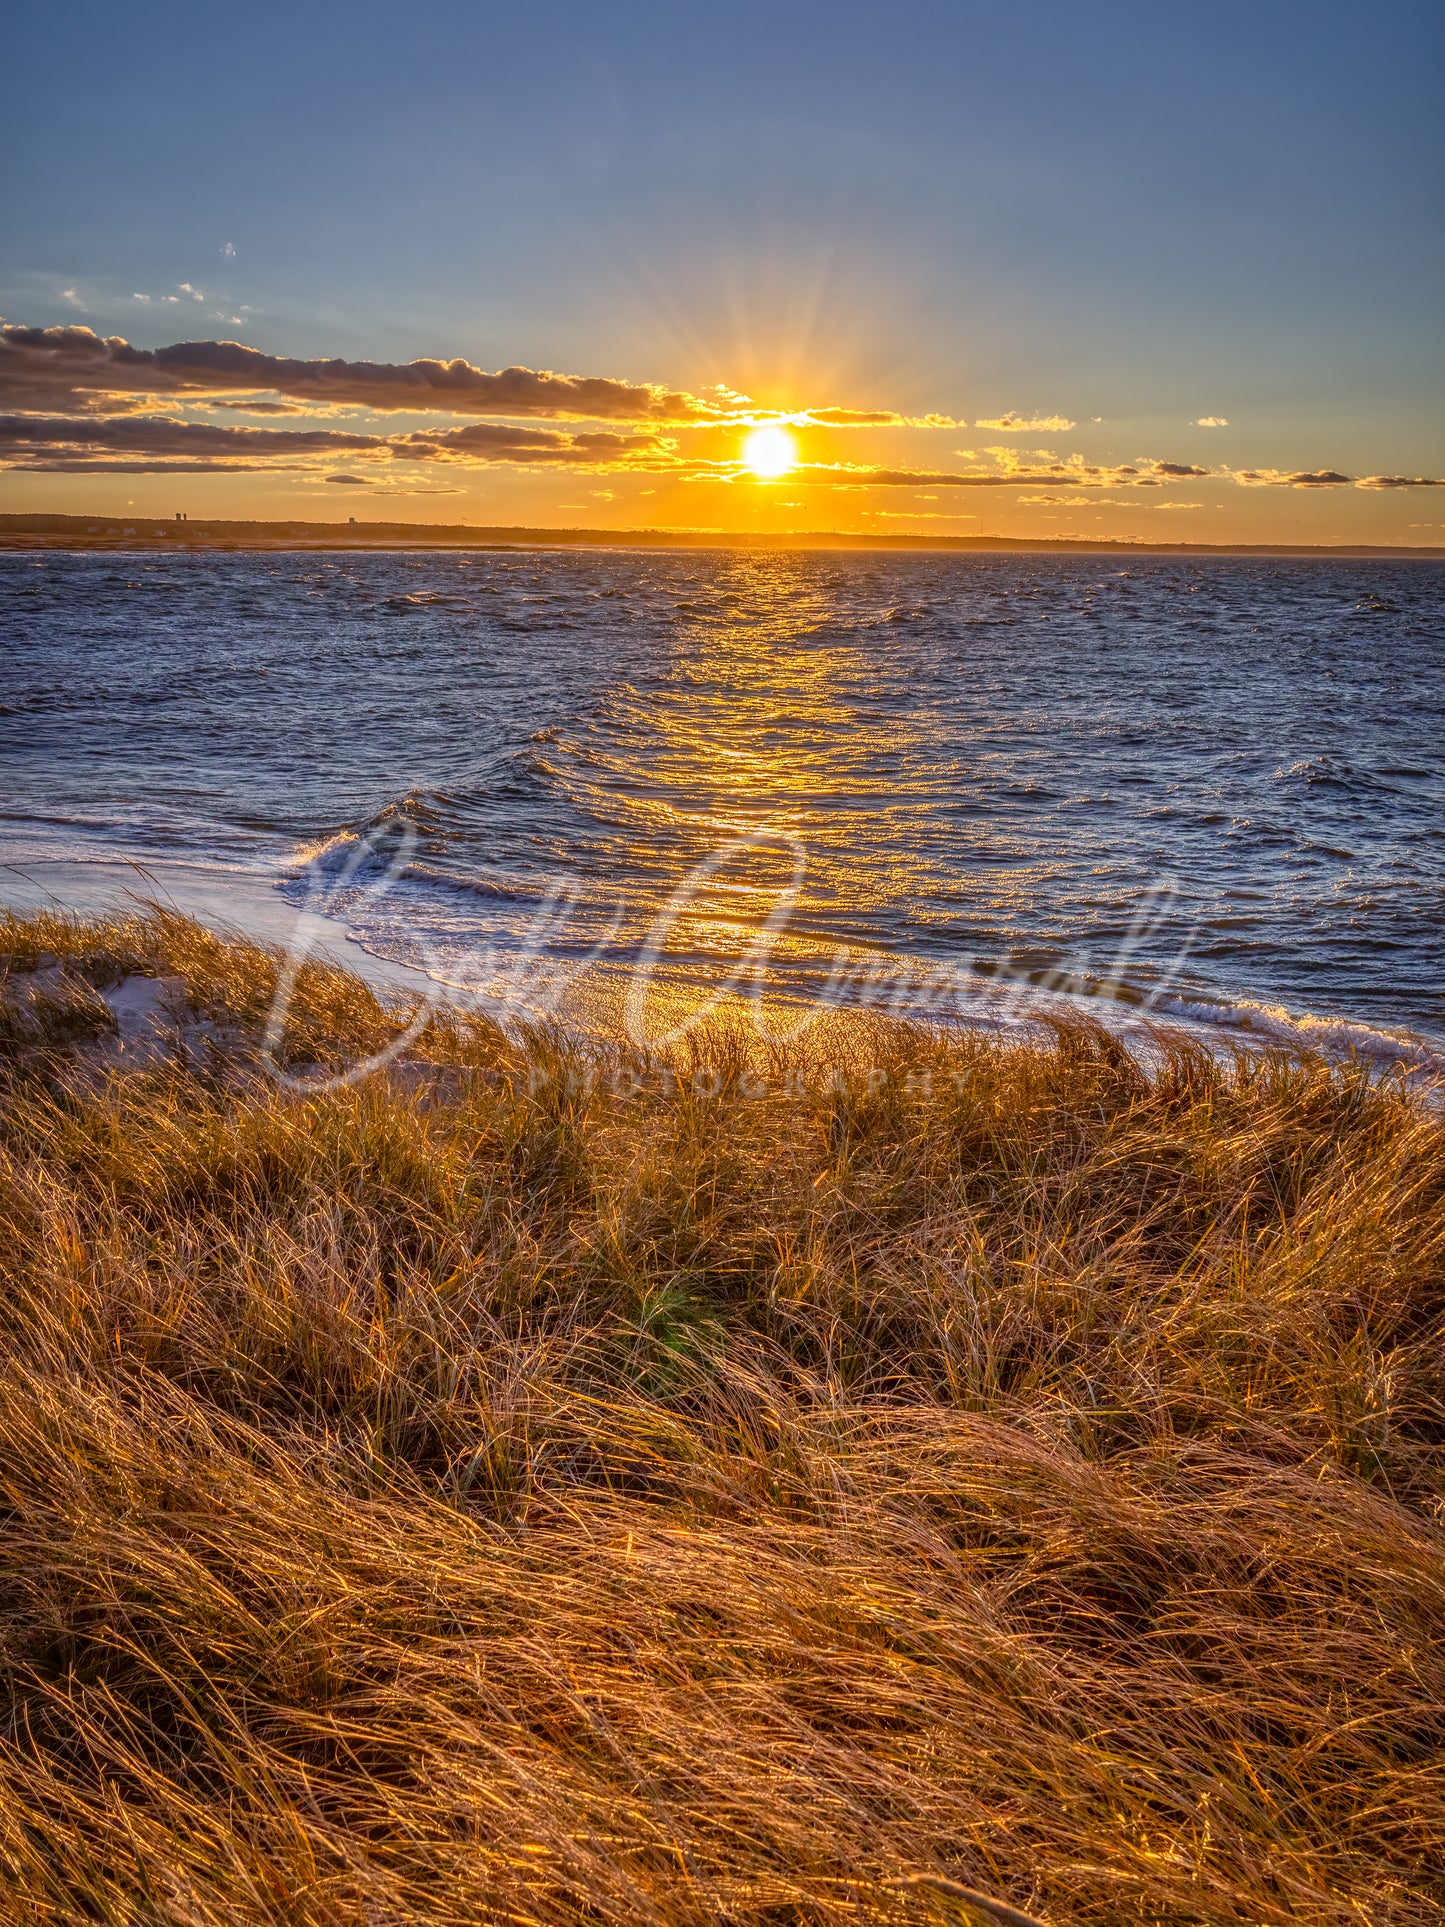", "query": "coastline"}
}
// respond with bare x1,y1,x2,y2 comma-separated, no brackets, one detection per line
5,512,1445,557
3,840,1439,1081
